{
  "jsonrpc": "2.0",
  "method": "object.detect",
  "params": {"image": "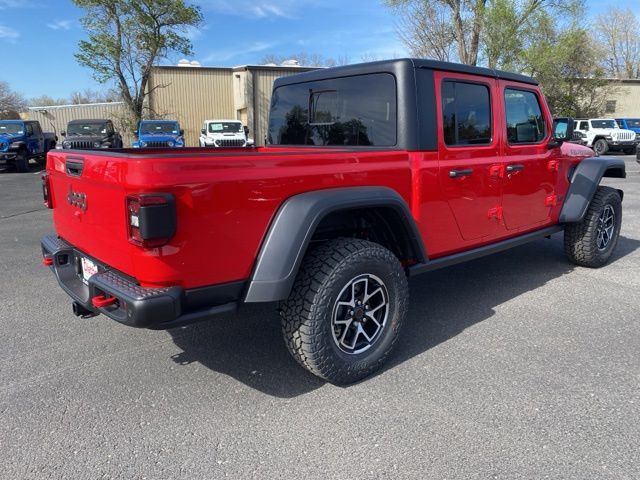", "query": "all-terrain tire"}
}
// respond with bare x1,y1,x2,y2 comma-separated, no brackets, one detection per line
15,150,29,173
279,238,408,384
564,186,622,268
593,138,608,156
